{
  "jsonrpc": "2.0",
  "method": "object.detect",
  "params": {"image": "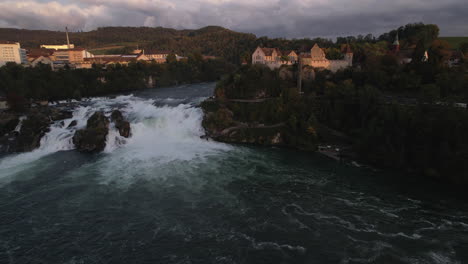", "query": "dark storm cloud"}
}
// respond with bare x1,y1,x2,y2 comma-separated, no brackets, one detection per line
0,0,466,37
